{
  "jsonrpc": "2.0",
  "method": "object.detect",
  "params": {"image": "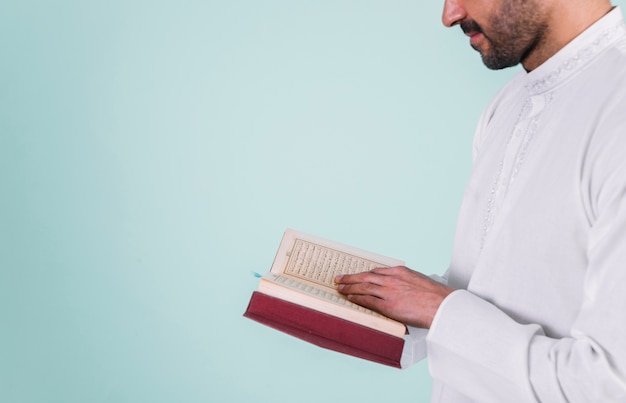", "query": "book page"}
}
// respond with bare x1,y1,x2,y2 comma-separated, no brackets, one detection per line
263,273,391,320
283,238,390,289
270,229,404,290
